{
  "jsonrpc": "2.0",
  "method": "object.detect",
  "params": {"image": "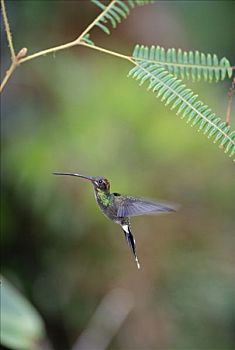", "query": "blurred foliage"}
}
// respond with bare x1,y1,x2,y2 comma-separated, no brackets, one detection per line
1,276,45,350
1,1,235,350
